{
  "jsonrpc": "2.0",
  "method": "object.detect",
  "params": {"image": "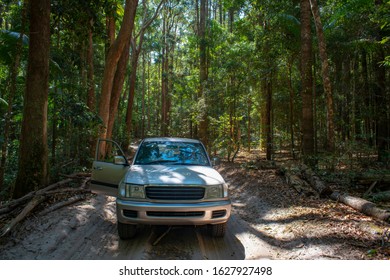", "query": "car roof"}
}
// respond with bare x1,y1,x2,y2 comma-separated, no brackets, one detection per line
142,137,202,144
